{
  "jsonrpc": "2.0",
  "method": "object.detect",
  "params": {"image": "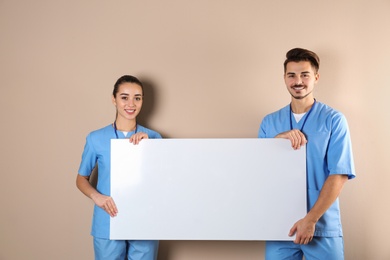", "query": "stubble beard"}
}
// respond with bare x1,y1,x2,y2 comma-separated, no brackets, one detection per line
290,91,312,100
289,84,313,100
